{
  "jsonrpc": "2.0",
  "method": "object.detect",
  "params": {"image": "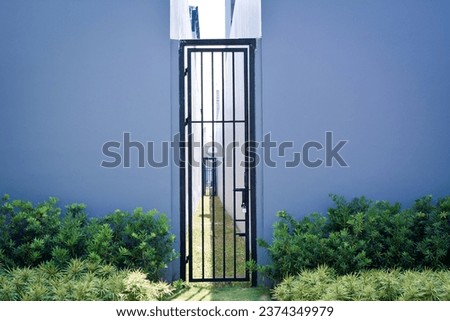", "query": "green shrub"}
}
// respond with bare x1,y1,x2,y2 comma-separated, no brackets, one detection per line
259,194,450,281
0,195,61,267
0,195,177,280
274,266,335,301
122,270,174,301
273,267,450,301
89,208,178,280
0,260,174,301
55,204,89,259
